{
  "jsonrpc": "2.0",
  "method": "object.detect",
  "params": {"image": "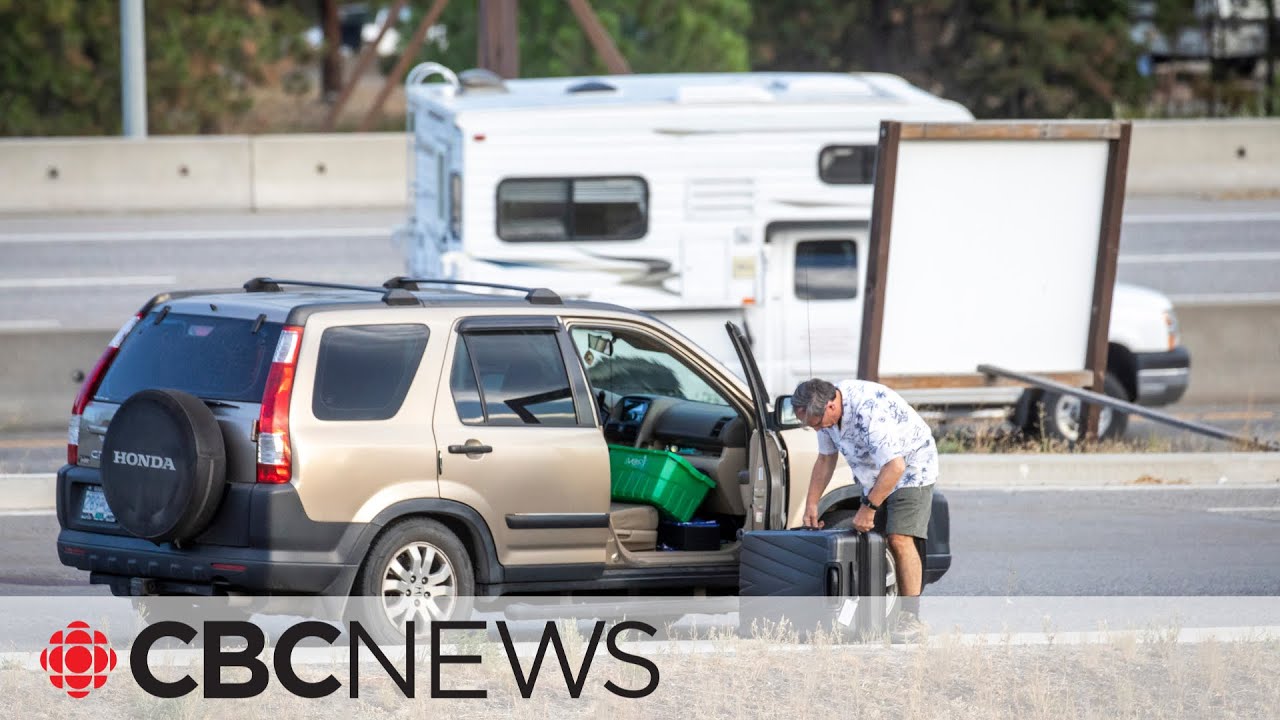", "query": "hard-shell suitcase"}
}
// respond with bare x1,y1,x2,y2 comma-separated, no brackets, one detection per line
738,528,890,640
